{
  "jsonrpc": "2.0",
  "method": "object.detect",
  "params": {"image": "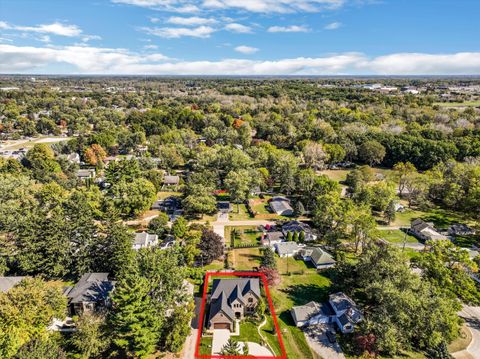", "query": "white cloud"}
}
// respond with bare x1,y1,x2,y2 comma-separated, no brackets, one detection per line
111,0,344,13
267,25,309,33
1,44,479,76
141,25,216,38
111,0,200,12
167,16,217,25
224,23,252,33
0,21,83,37
202,0,344,13
324,21,341,30
234,45,258,54
144,44,159,49
82,35,102,42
